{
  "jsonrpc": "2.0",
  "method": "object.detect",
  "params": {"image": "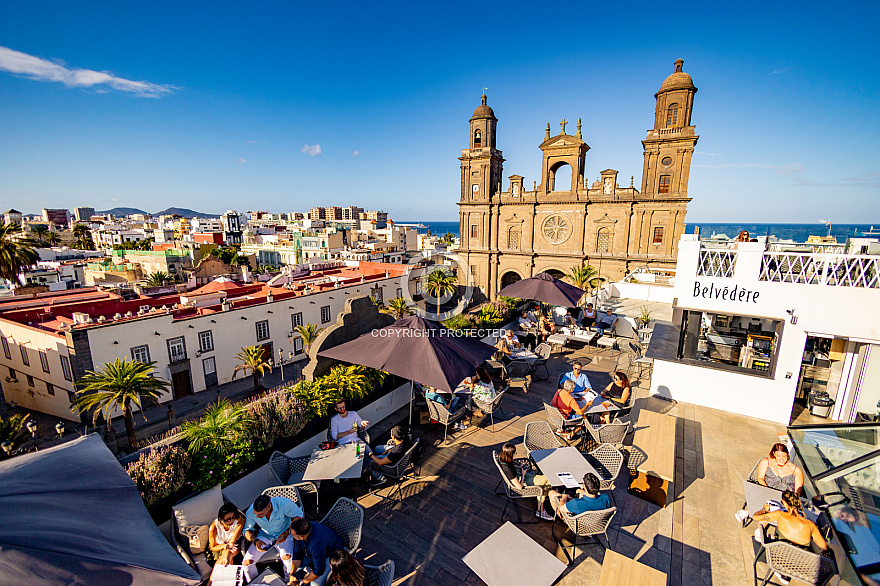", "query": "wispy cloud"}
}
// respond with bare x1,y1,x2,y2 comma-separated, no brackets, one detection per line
352,150,361,157
844,171,880,188
246,140,266,144
301,144,322,156
695,151,722,156
236,158,247,164
771,66,792,75
693,162,803,175
0,46,175,98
